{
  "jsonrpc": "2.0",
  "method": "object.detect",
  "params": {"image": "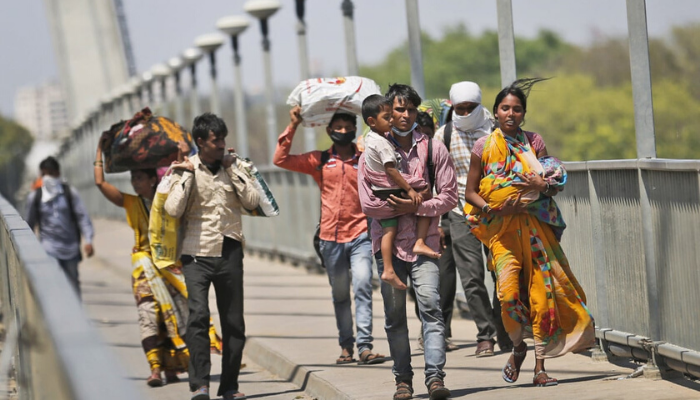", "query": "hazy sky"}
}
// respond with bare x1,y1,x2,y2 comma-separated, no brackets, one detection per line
2,0,700,117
